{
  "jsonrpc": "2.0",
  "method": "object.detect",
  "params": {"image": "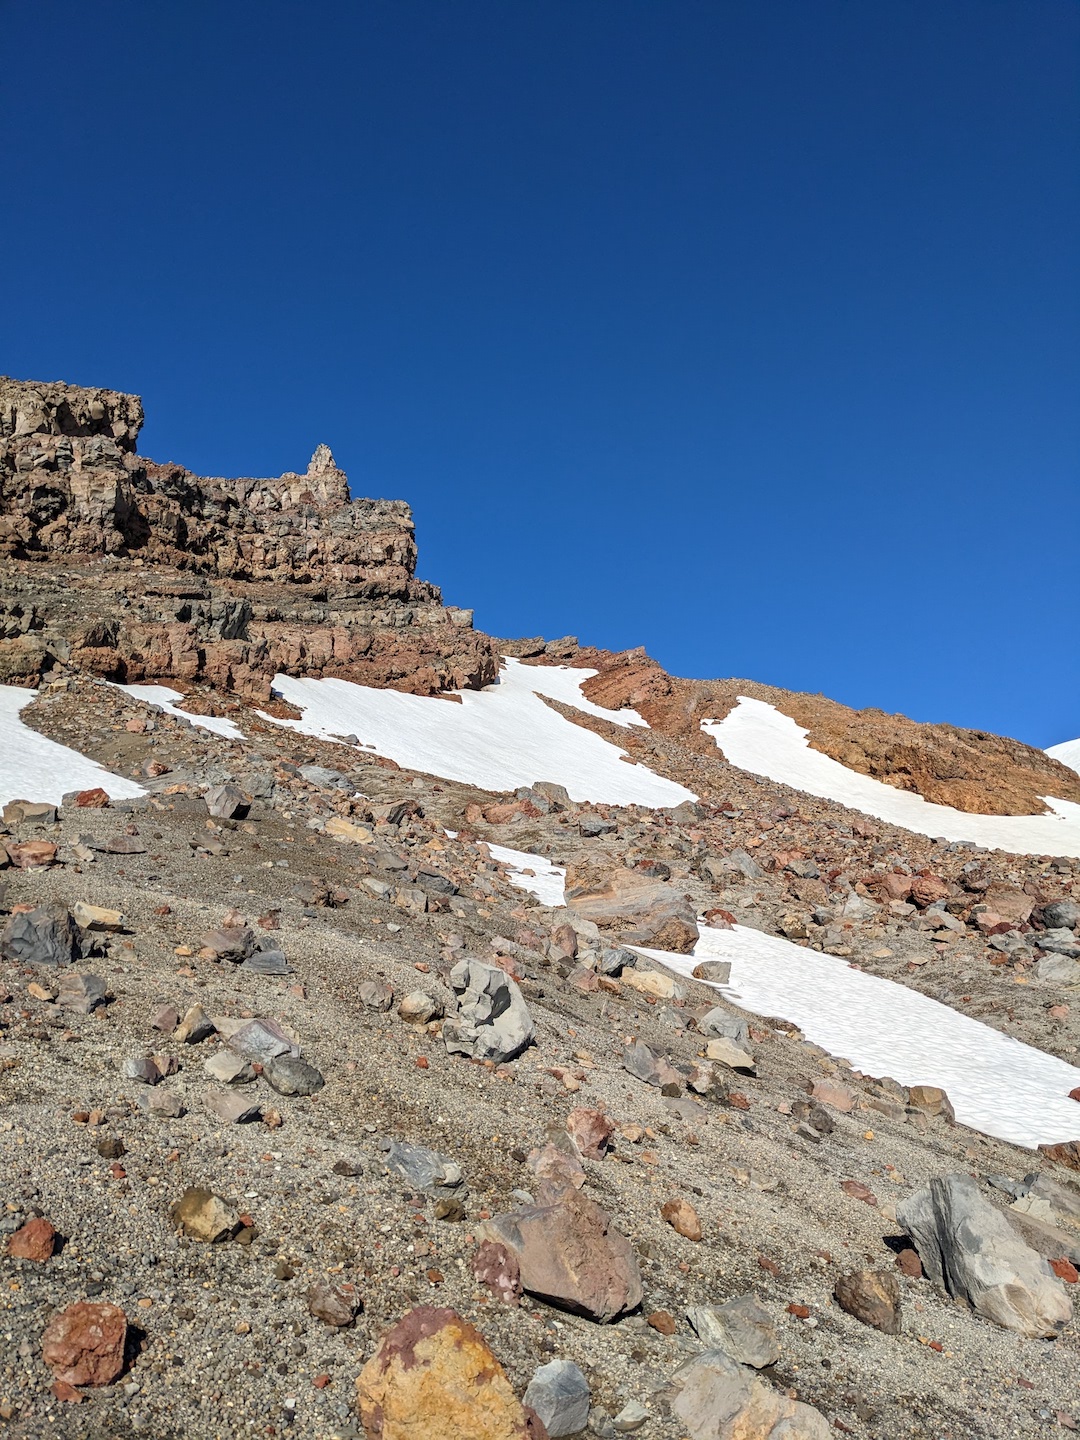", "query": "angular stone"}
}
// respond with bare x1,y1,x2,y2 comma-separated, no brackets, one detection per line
484,1189,642,1323
171,1187,238,1242
204,1091,261,1124
705,1036,755,1072
3,799,57,826
200,924,254,961
622,968,687,1001
398,990,443,1023
356,1306,539,1440
205,783,246,819
57,972,107,1013
243,947,292,975
692,960,732,984
308,1278,359,1327
685,1294,779,1369
897,1173,1072,1337
175,1004,215,1043
225,1017,298,1063
136,1088,183,1118
566,1107,615,1160
5,839,58,868
204,1050,257,1084
473,1240,522,1305
358,979,394,1010
697,1008,749,1044
661,1197,703,1241
622,1038,680,1088
833,1269,901,1334
120,1055,161,1085
810,1080,855,1112
7,1217,57,1261
71,901,123,930
263,1053,324,1096
669,1348,830,1440
386,1139,463,1192
523,1359,590,1438
41,1302,127,1388
0,903,78,967
444,958,535,1063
